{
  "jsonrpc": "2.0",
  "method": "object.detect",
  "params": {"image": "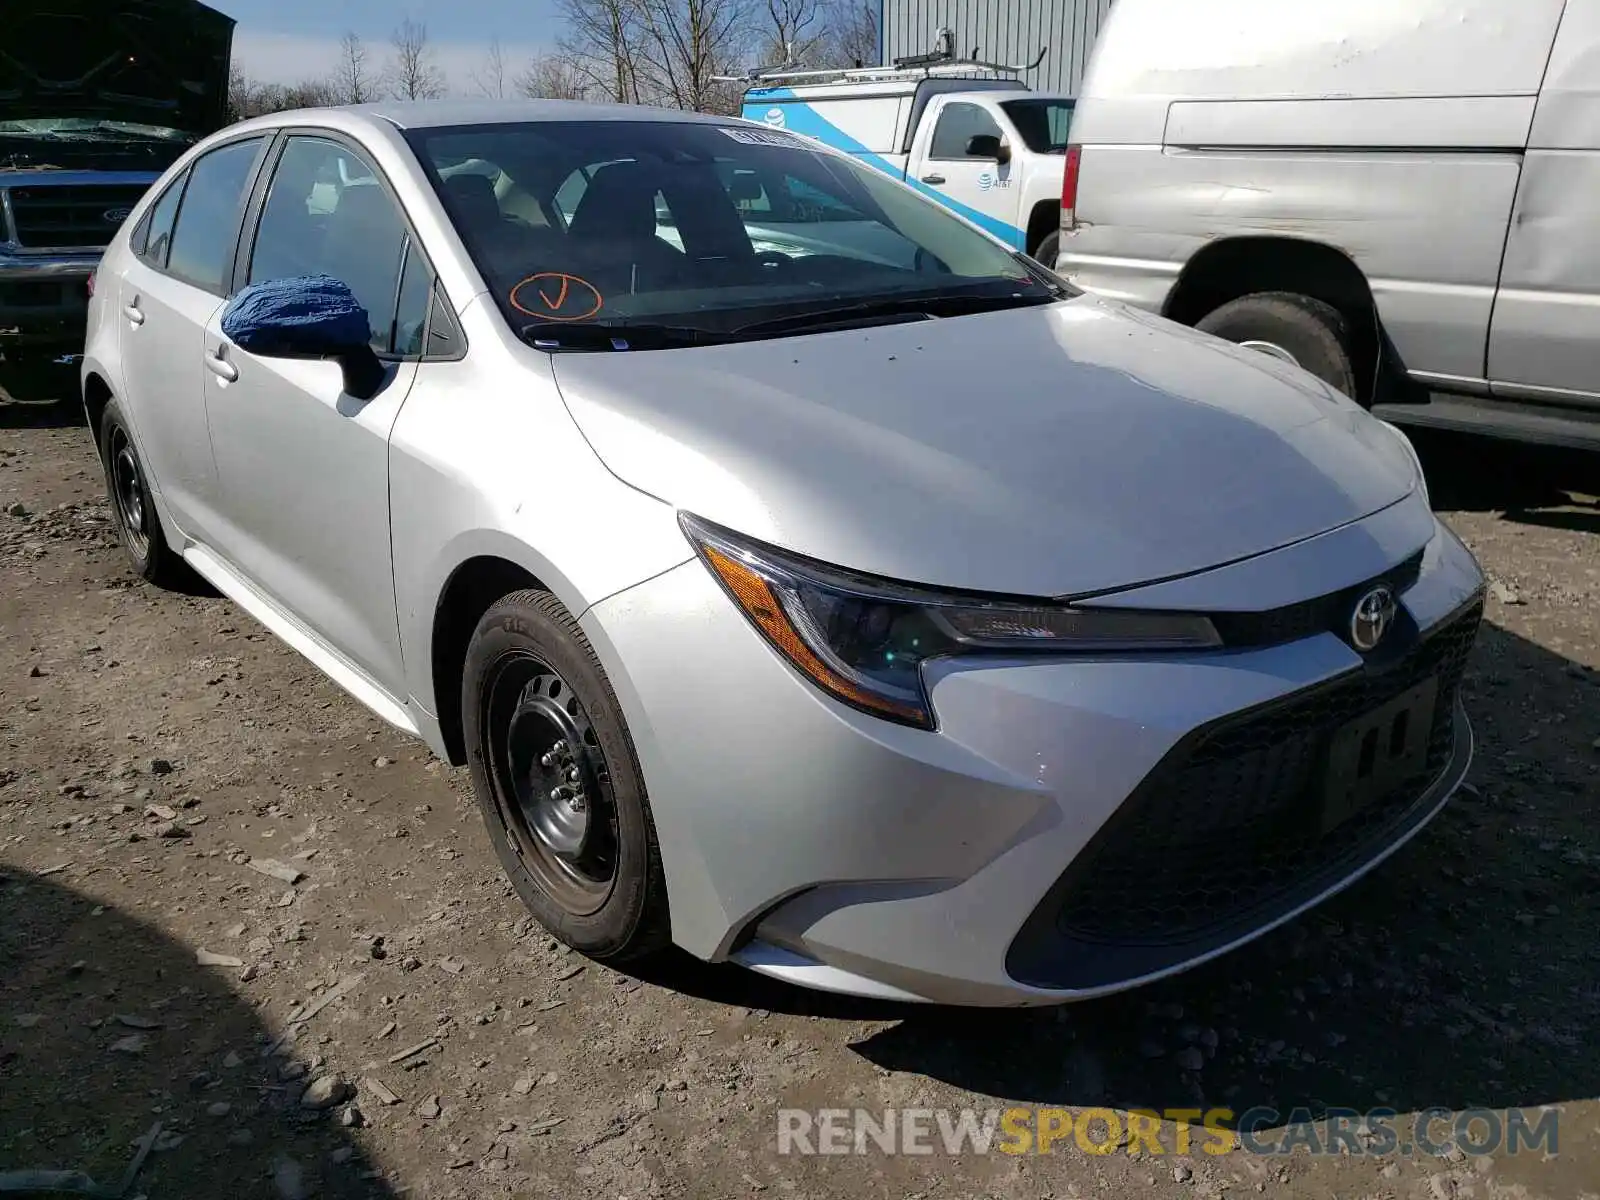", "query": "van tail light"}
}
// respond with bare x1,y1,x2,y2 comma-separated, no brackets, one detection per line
1061,144,1082,231
86,269,96,299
